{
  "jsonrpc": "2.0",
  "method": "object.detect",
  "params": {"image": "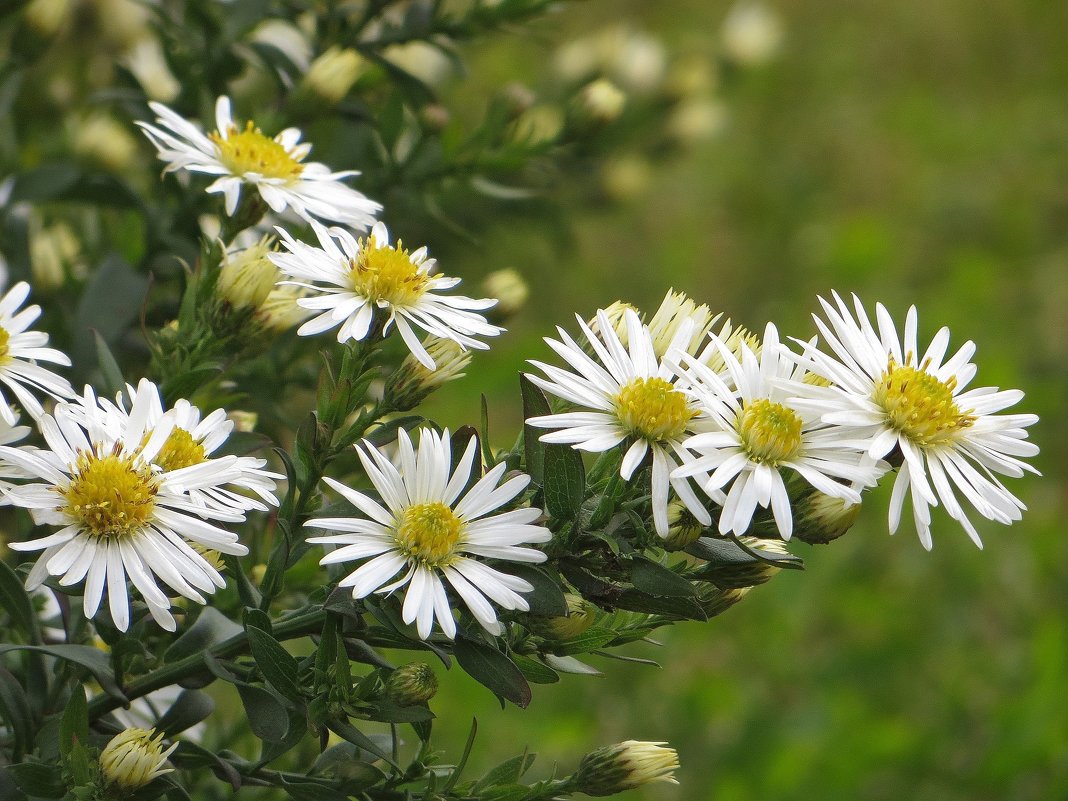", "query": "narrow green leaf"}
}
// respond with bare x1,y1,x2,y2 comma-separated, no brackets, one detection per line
165,607,243,663
156,690,214,737
92,331,125,398
442,718,478,794
510,654,560,685
548,628,617,657
519,374,549,483
629,556,697,598
0,668,32,759
500,565,567,616
473,752,537,791
685,536,804,569
454,638,532,708
0,645,124,700
0,562,39,643
246,625,302,704
7,762,64,797
540,654,603,676
59,684,87,759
